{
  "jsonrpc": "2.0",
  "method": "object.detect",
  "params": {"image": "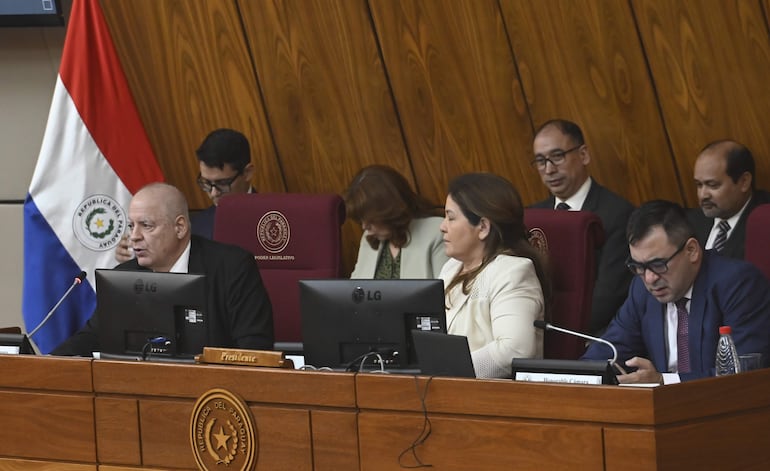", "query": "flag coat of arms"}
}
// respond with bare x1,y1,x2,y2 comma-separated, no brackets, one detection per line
23,0,164,354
